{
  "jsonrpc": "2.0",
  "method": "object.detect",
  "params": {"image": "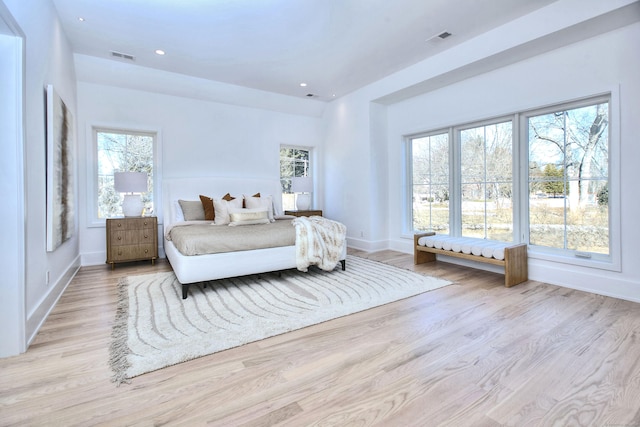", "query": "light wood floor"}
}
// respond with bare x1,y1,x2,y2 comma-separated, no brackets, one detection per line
2,250,640,426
